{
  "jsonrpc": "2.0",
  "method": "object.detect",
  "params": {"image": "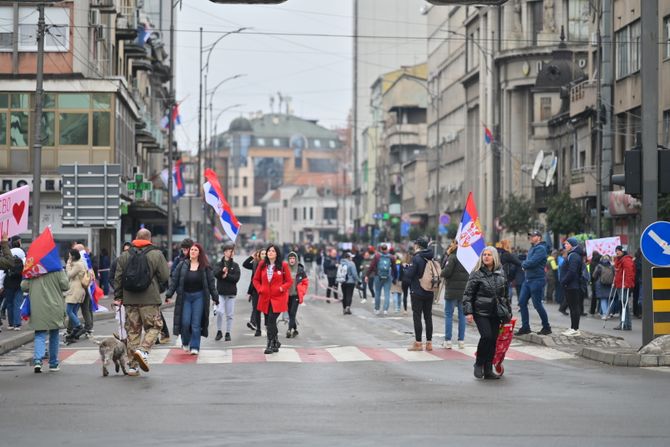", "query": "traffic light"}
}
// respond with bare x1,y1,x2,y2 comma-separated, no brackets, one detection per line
611,149,641,196
427,1,508,4
209,1,286,3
